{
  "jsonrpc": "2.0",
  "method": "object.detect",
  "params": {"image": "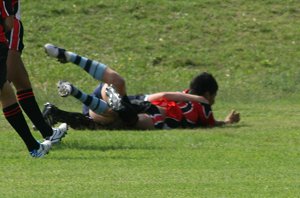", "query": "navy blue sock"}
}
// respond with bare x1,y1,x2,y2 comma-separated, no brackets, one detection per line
70,84,109,114
67,52,107,81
